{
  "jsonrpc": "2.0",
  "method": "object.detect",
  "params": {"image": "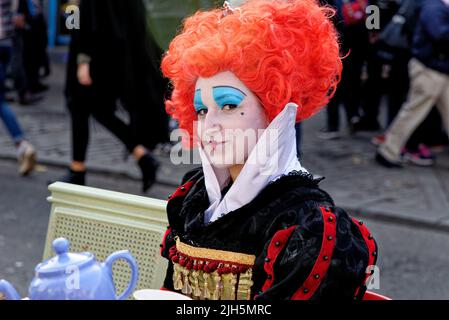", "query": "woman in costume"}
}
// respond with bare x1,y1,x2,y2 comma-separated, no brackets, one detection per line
159,0,378,300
